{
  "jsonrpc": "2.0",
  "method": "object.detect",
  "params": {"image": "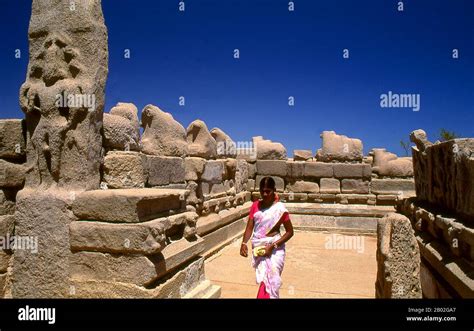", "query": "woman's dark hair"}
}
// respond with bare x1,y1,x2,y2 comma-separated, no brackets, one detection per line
259,176,276,192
